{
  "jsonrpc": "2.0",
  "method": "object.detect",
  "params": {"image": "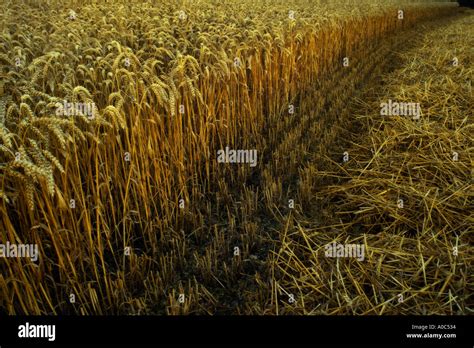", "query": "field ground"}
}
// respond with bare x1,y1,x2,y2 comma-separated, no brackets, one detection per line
267,9,473,315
